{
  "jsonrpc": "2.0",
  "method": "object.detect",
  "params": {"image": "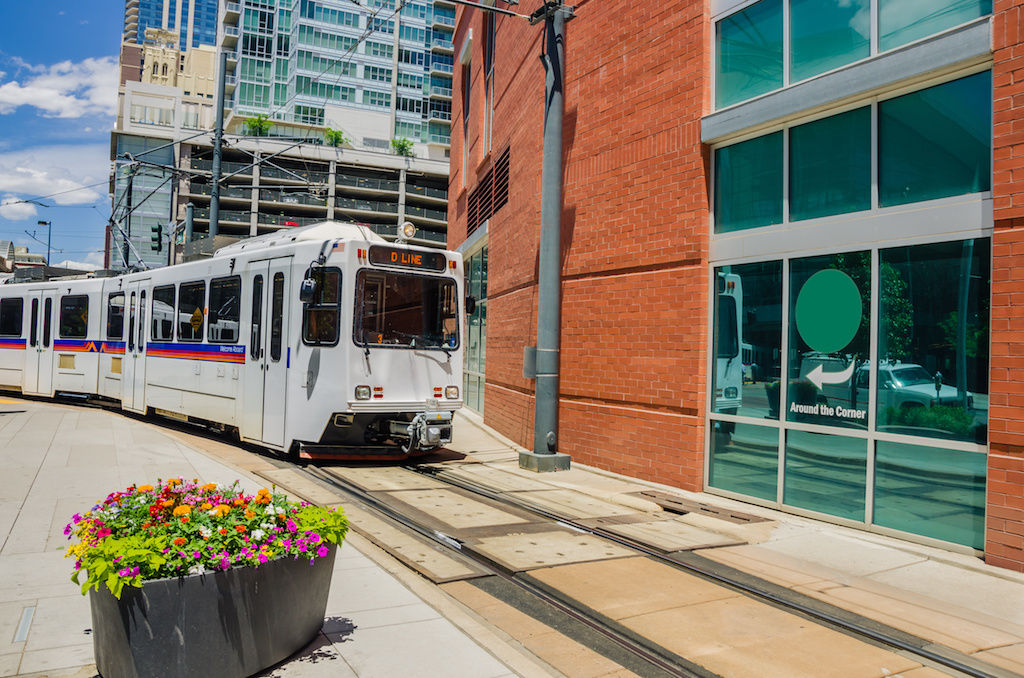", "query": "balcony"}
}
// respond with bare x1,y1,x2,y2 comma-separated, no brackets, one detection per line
193,207,251,224
335,198,399,215
405,205,447,223
223,25,239,46
427,133,451,146
260,165,329,184
187,183,251,200
430,61,453,75
428,85,452,100
258,213,324,228
223,47,237,65
336,174,399,193
431,37,454,53
427,108,452,122
406,184,447,200
259,188,327,207
189,159,253,176
432,14,455,29
223,1,240,23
